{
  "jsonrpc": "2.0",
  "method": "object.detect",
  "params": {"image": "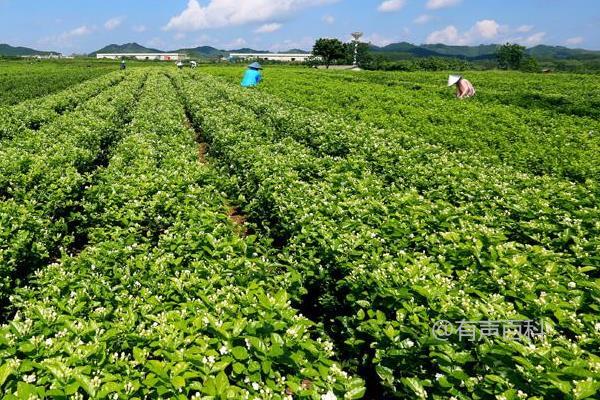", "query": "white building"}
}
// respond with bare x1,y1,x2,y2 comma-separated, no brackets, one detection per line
96,53,188,61
229,53,312,62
